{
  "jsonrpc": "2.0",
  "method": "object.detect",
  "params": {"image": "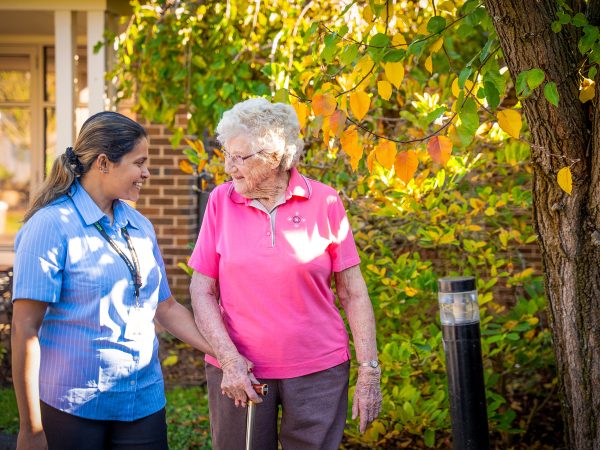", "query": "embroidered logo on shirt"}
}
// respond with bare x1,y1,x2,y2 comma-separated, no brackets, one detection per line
287,211,306,227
